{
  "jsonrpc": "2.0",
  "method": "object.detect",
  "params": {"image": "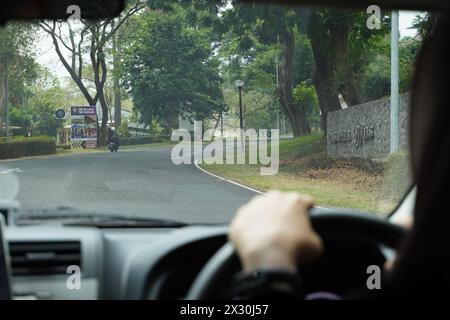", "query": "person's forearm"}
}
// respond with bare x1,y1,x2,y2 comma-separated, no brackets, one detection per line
240,248,297,273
